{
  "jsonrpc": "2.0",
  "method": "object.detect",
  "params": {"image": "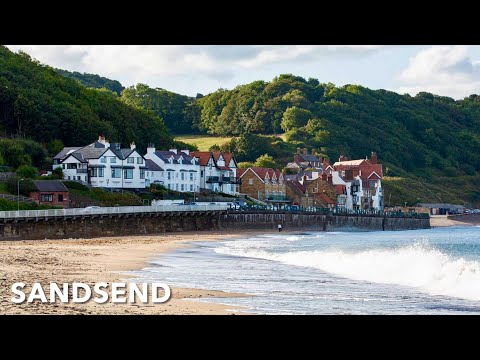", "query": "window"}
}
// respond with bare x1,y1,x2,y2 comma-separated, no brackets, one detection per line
58,194,64,202
127,157,134,164
140,169,145,179
181,184,185,191
175,184,178,191
112,168,121,178
98,168,104,178
249,178,253,185
92,168,97,177
230,185,234,192
67,163,76,169
190,173,193,181
176,173,178,179
41,194,53,202
101,157,107,163
181,172,185,181
110,157,116,163
167,184,171,190
123,168,133,179
167,172,171,180
201,170,204,177
137,157,143,164
62,164,65,169
67,176,70,180
190,184,193,191
77,176,81,180
312,187,318,193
